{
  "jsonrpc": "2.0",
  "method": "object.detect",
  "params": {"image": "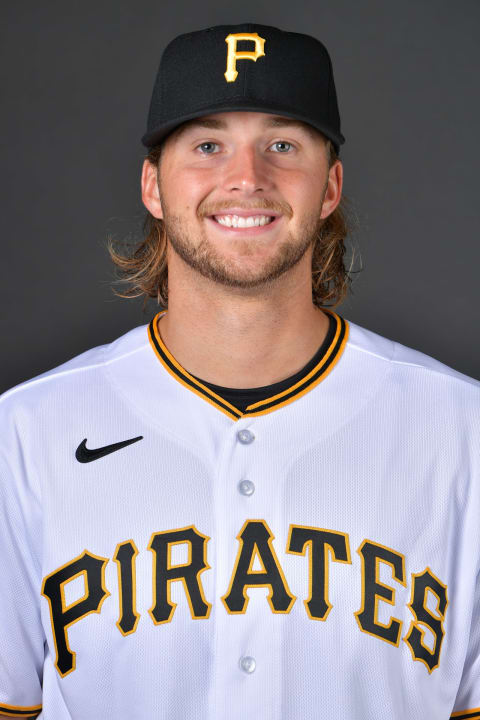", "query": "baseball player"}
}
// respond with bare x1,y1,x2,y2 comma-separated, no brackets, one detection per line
1,22,479,720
